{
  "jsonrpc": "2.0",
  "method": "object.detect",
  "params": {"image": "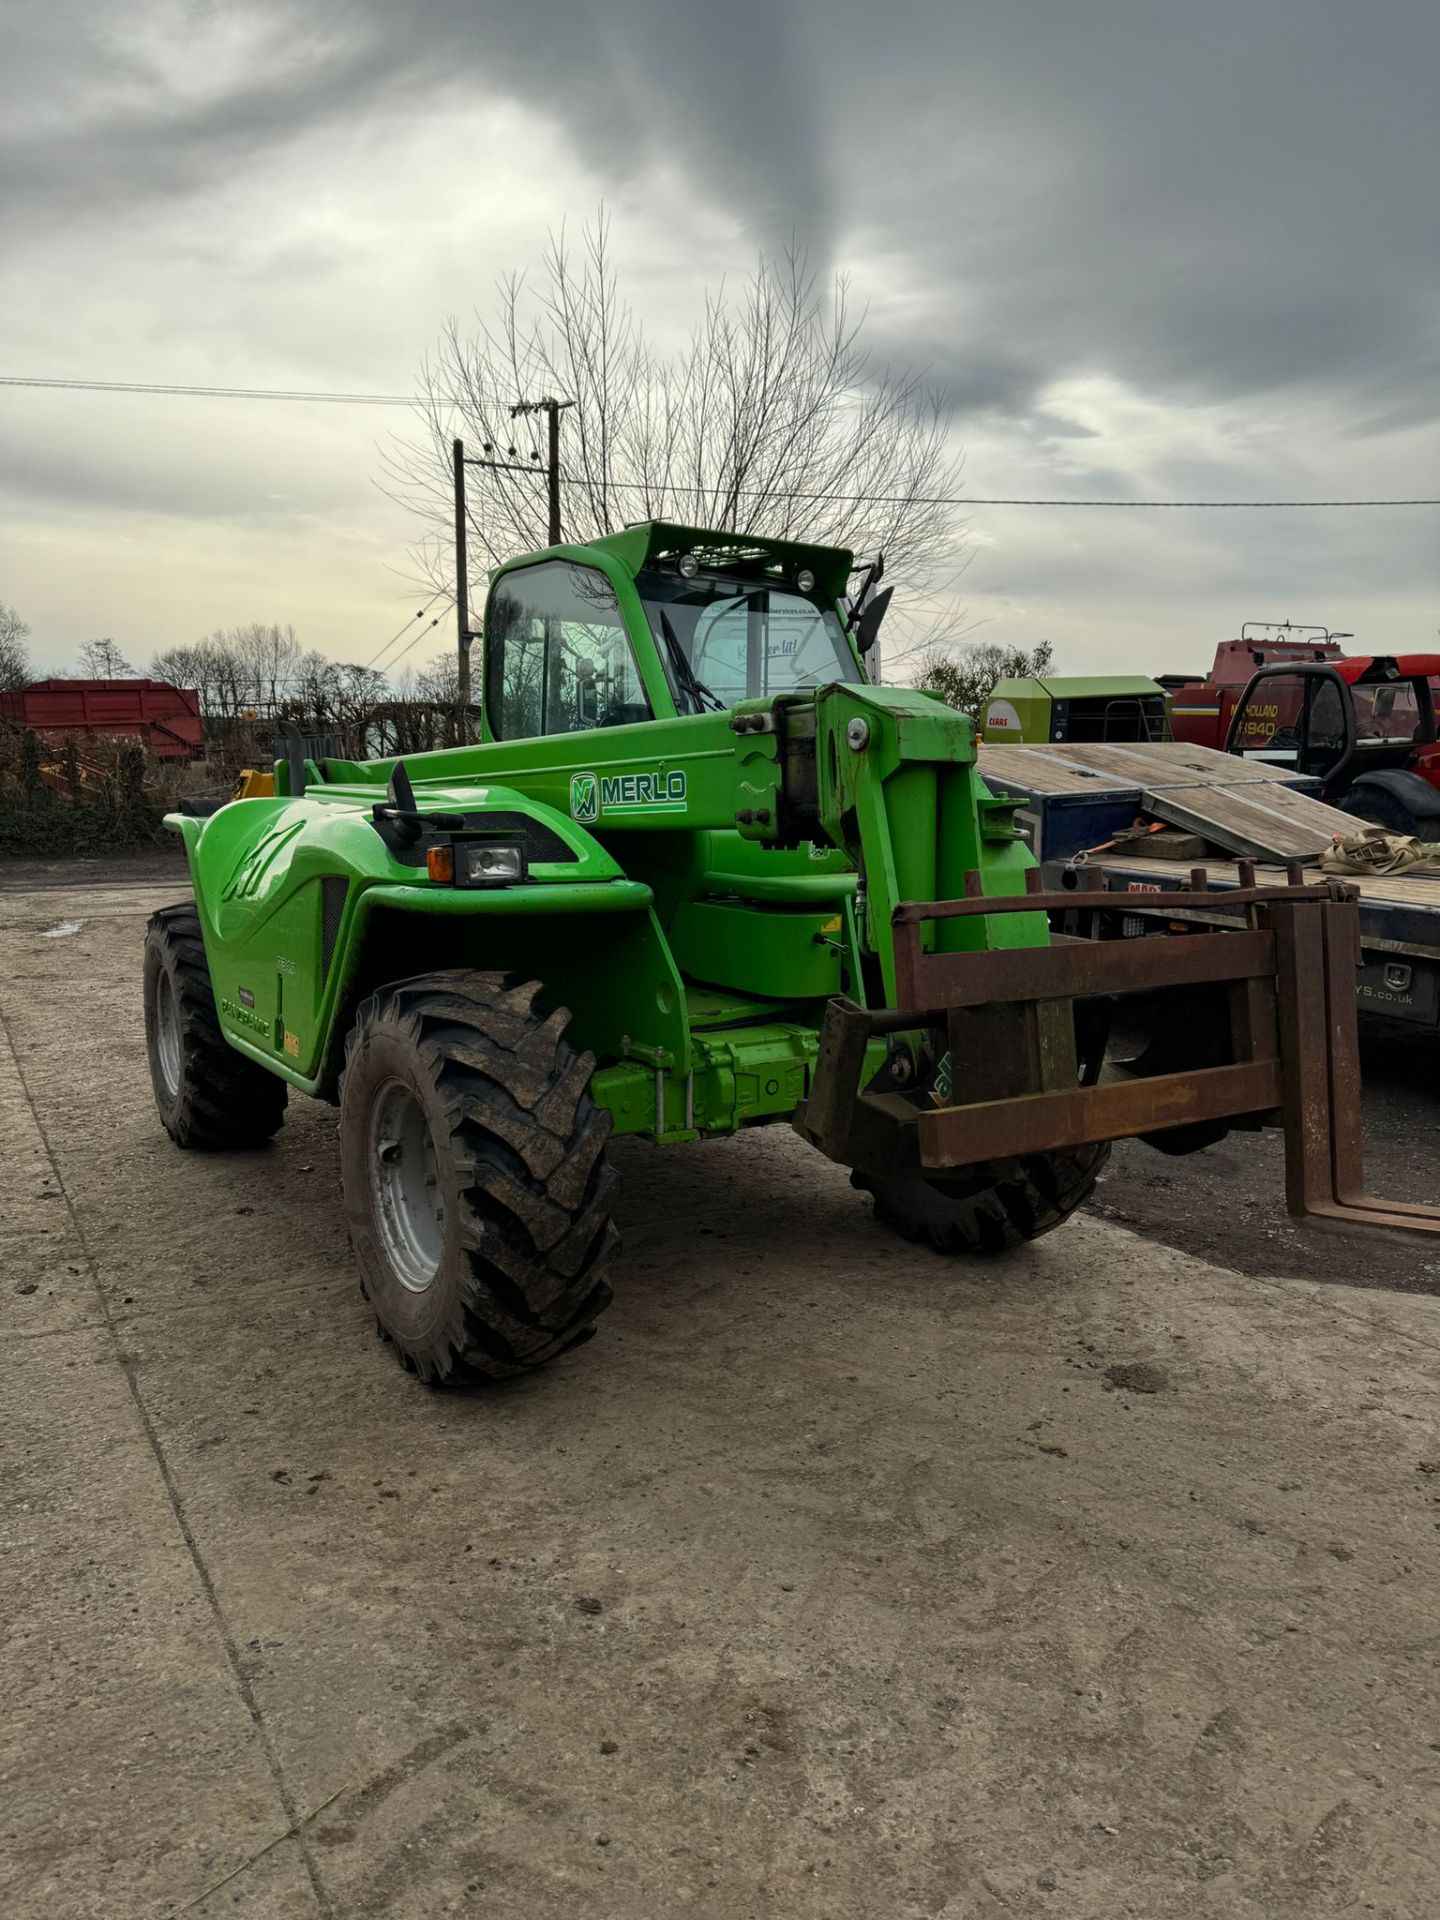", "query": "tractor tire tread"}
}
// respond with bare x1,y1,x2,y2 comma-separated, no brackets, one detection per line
339,970,617,1383
144,903,288,1149
856,1142,1110,1256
